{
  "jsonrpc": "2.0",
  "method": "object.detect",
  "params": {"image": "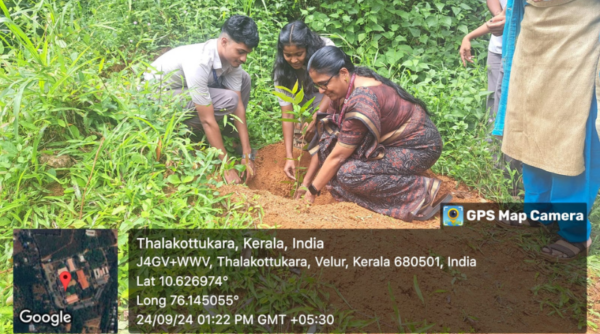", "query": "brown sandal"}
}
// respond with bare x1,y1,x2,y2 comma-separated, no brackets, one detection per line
414,193,453,221
539,238,590,263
